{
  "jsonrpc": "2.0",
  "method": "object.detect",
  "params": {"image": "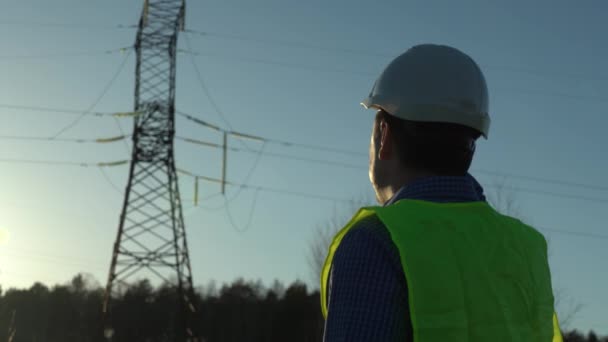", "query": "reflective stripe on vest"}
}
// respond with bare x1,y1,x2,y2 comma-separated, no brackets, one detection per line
321,200,563,342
